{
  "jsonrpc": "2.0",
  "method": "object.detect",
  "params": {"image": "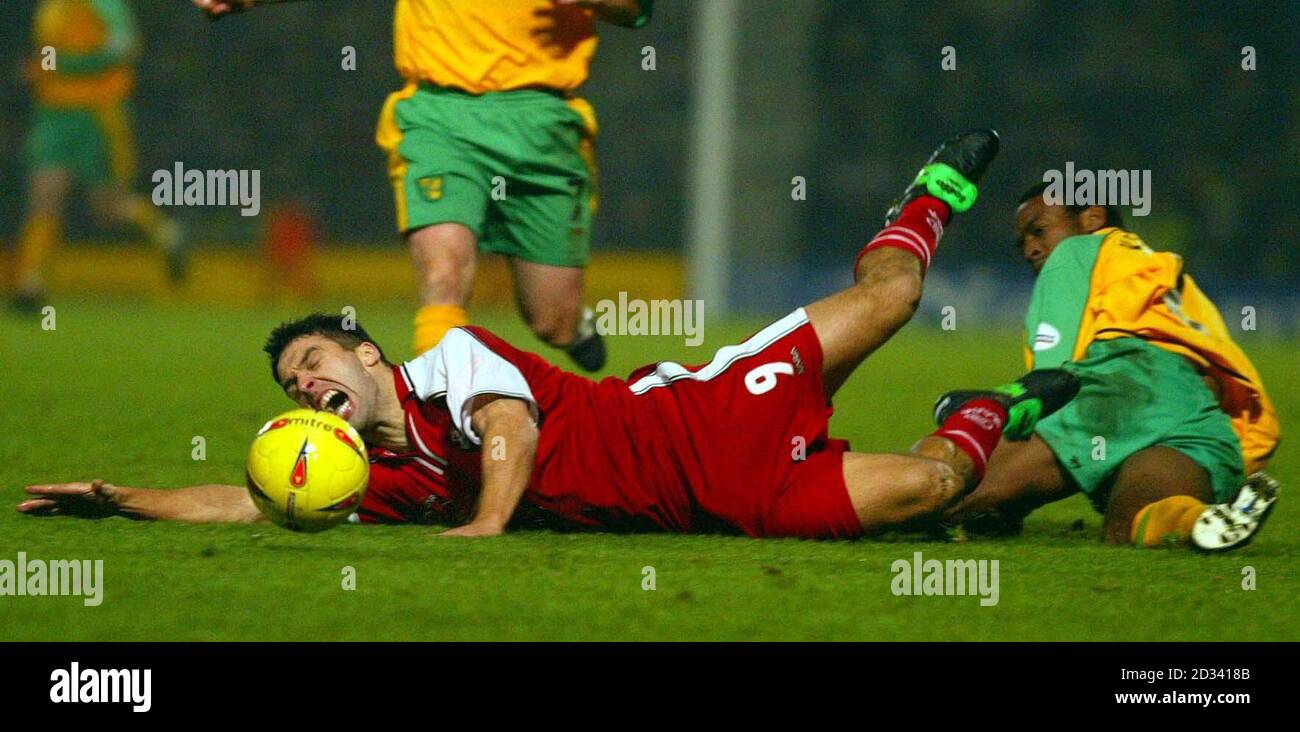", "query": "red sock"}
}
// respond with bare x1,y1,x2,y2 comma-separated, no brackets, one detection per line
931,398,1006,480
855,195,952,275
